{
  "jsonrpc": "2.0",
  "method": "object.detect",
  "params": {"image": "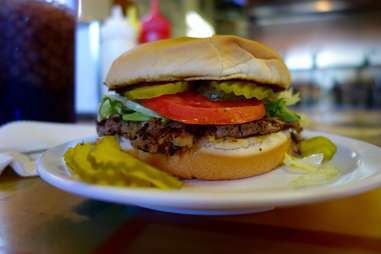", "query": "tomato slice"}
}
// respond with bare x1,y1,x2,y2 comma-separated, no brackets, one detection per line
141,91,265,125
